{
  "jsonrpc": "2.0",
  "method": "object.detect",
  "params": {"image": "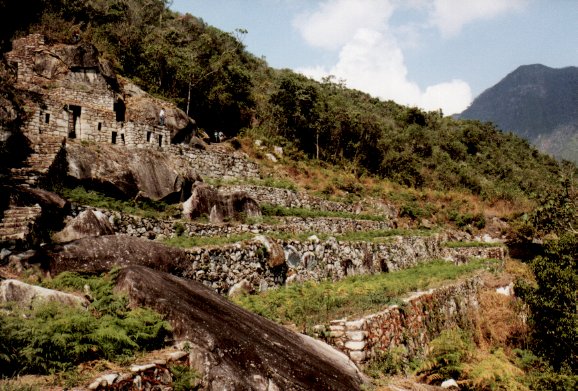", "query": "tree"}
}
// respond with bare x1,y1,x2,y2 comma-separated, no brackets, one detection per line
515,176,578,373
